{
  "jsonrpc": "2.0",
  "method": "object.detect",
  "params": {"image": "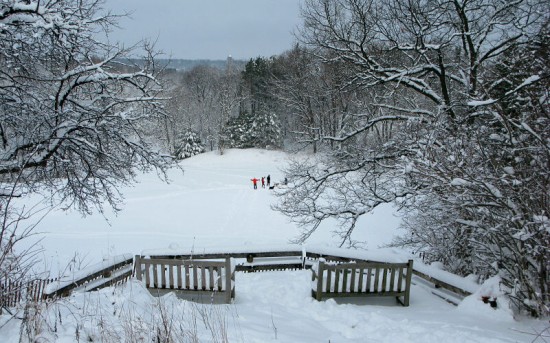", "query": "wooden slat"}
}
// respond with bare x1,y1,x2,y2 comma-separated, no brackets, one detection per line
209,266,214,291
144,259,225,268
193,264,199,290
236,263,306,272
150,251,303,261
185,265,190,289
177,264,183,289
373,267,380,293
201,266,206,290
318,291,405,298
397,266,404,292
225,257,233,303
161,264,166,288
135,255,142,281
350,268,356,293
381,267,388,293
334,268,340,293
306,253,359,263
316,261,325,300
152,264,158,288
412,268,471,297
216,267,222,291
342,269,348,293
389,267,396,292
357,268,364,293
365,267,372,293
169,265,174,289
145,262,151,287
326,267,332,293
404,260,414,306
